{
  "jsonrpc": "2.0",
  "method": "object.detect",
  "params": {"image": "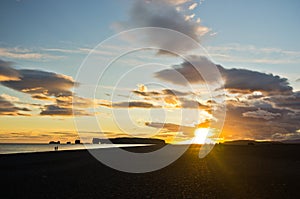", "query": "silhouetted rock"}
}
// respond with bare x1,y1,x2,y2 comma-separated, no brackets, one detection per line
49,141,60,144
75,140,81,144
92,137,165,145
66,142,71,144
